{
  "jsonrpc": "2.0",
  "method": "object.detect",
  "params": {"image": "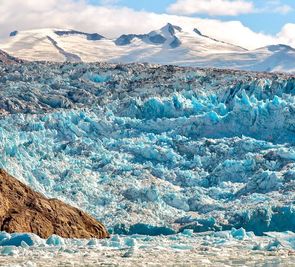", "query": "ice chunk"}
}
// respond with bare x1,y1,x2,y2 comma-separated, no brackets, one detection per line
181,229,194,237
265,231,295,249
0,233,43,247
231,228,247,240
46,235,65,246
170,244,193,250
124,237,137,247
86,73,109,83
113,224,176,236
87,239,99,246
0,246,17,256
0,232,11,243
163,193,190,211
